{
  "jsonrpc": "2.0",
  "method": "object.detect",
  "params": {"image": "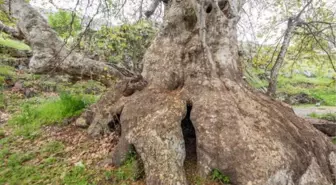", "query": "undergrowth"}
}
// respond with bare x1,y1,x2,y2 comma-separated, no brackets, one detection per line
0,137,97,185
8,93,95,138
